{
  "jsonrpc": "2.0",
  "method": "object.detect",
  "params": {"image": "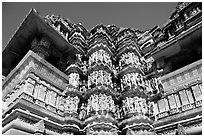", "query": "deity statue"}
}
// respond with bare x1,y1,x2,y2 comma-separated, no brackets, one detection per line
115,105,121,119
87,99,91,114
128,97,134,113
134,98,139,113
69,73,79,88
79,103,86,120
148,102,154,116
